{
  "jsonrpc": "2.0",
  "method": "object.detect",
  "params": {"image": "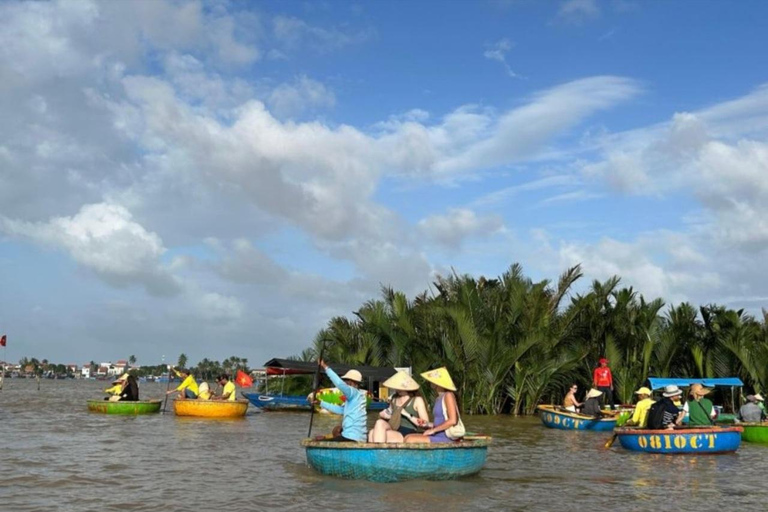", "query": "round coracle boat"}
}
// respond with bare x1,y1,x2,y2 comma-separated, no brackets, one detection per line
615,426,743,454
740,422,768,444
301,435,491,482
537,405,617,432
87,399,162,415
173,399,249,418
